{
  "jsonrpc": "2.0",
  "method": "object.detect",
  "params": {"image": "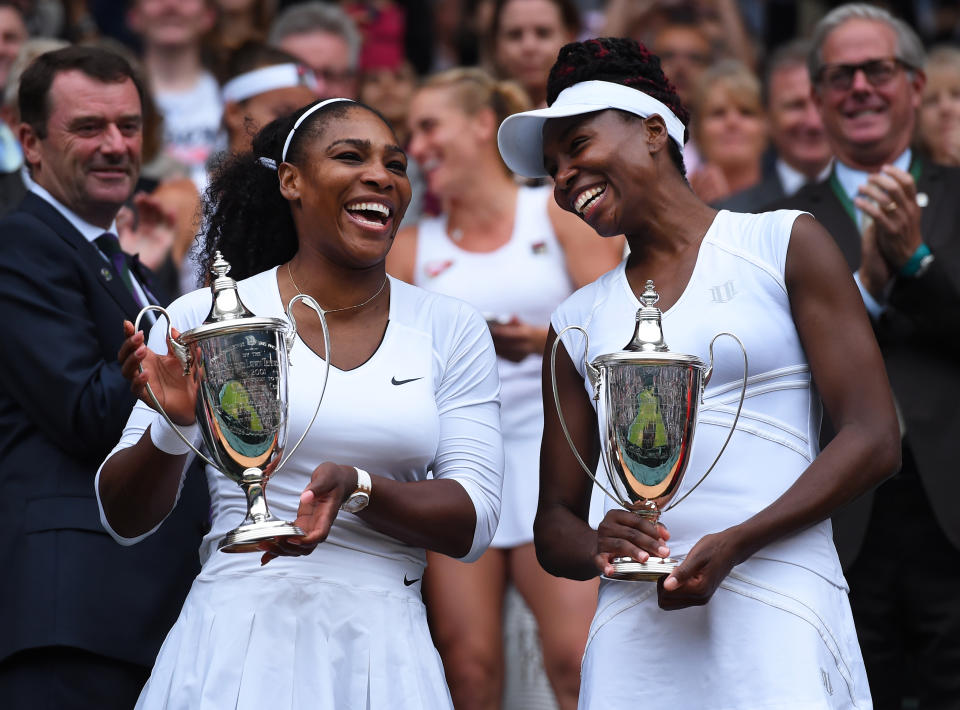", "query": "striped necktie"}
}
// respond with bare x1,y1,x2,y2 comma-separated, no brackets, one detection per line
95,232,144,307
